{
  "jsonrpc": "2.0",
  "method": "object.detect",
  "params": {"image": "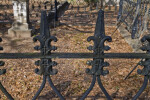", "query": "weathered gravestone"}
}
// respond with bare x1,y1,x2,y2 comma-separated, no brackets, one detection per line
8,0,32,38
